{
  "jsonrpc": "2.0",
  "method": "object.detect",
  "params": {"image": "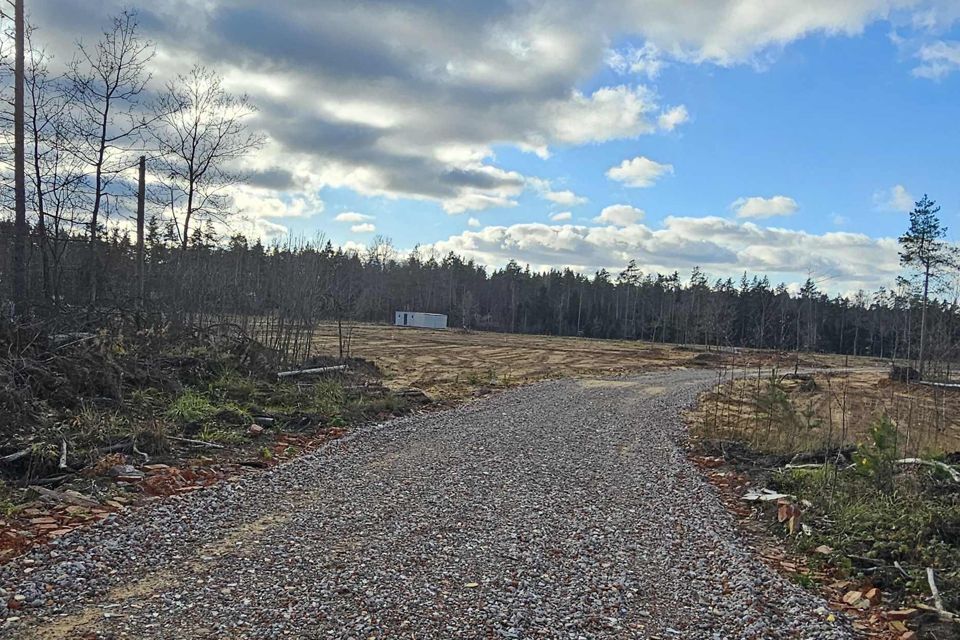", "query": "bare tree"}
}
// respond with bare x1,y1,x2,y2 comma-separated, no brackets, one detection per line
24,34,87,303
0,9,14,212
67,10,154,301
150,65,262,250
